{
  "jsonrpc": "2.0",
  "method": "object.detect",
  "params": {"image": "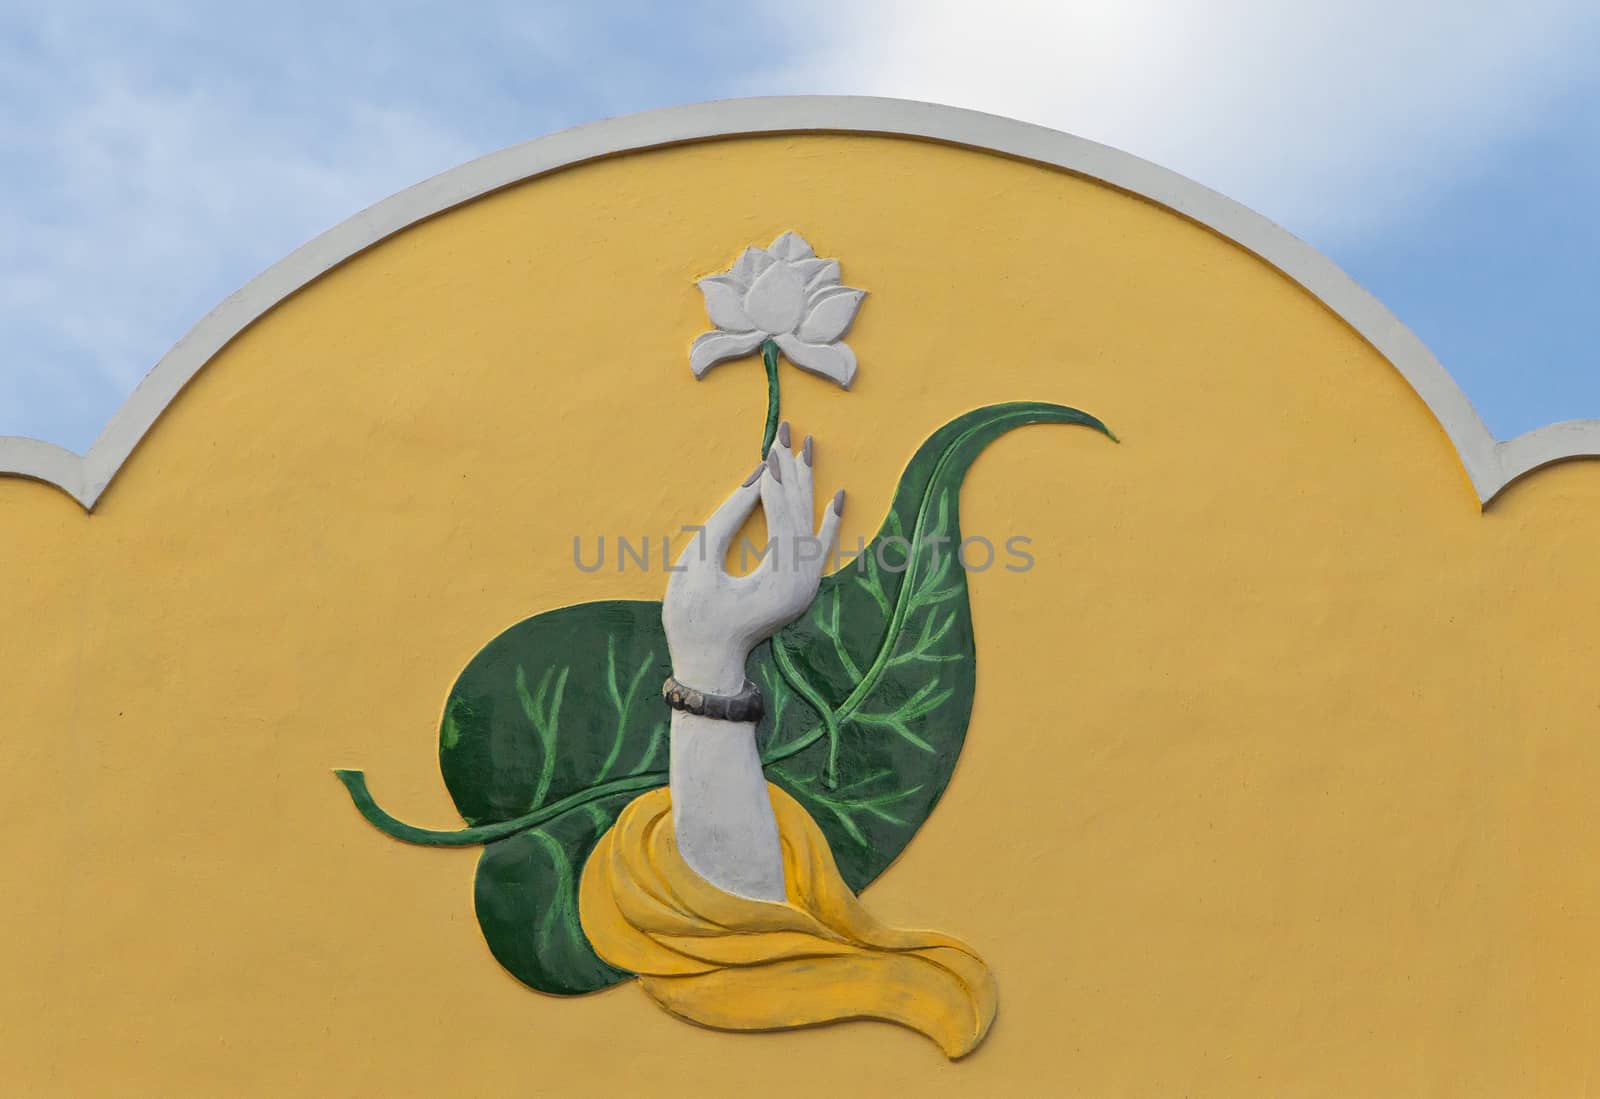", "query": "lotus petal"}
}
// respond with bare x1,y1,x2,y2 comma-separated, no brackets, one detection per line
690,329,765,378
697,276,753,332
787,257,832,285
768,231,815,262
743,262,808,335
803,259,841,293
776,333,858,388
797,287,866,344
730,247,775,287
